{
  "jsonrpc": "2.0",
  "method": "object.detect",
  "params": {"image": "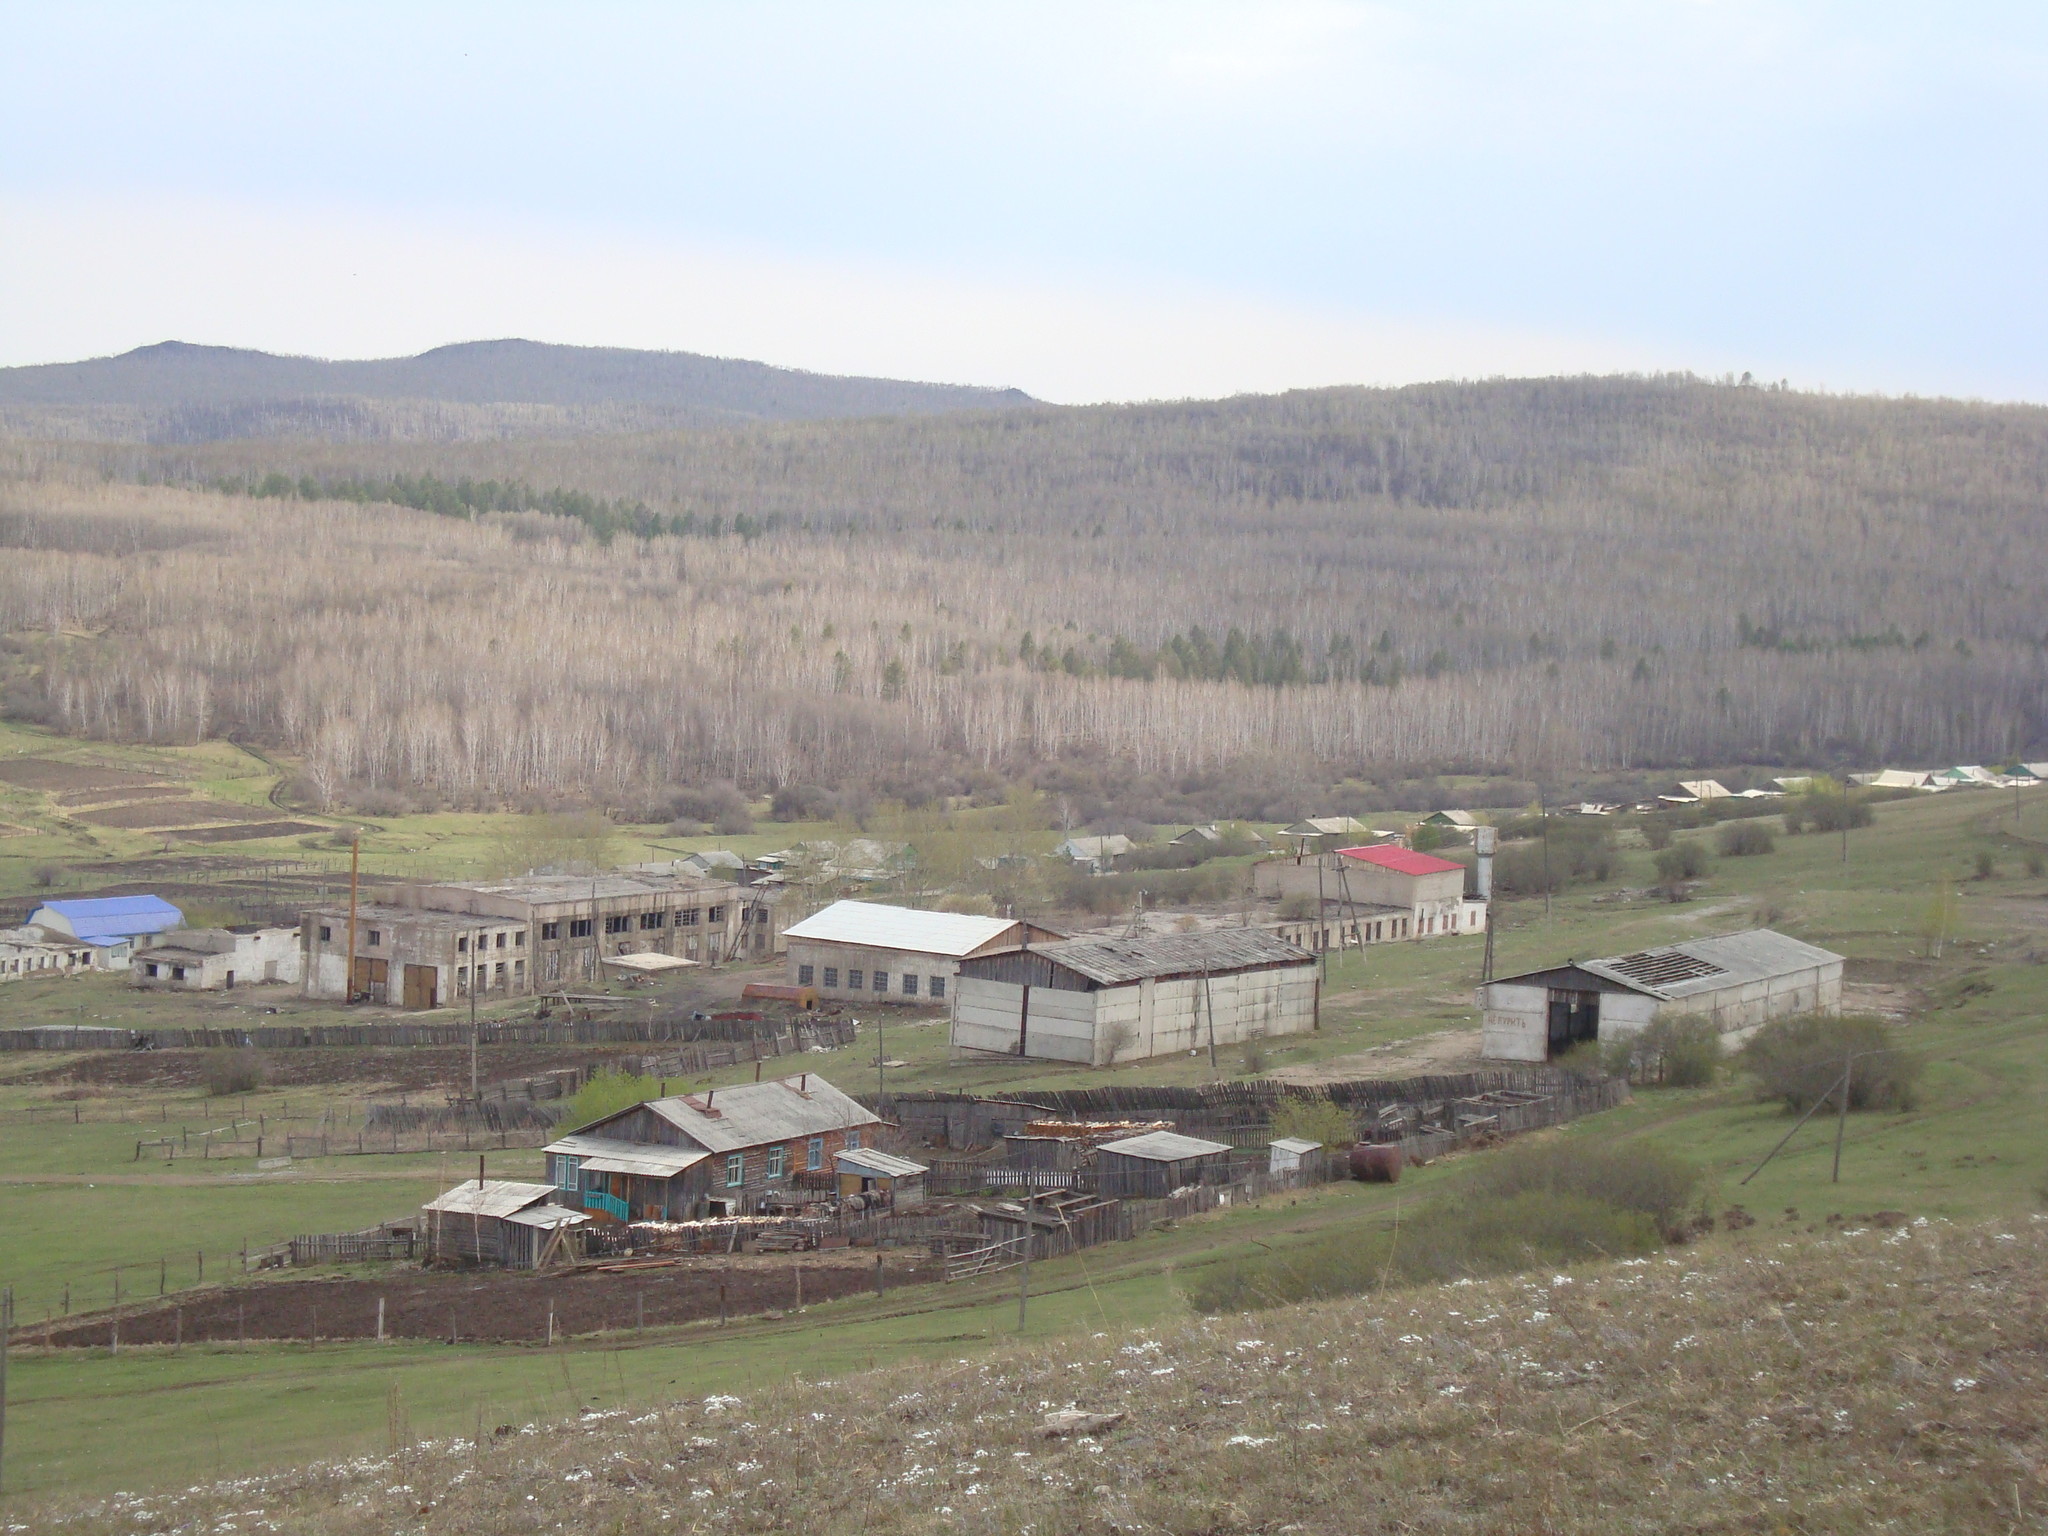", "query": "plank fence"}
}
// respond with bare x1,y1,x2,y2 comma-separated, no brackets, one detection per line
0,1016,860,1054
